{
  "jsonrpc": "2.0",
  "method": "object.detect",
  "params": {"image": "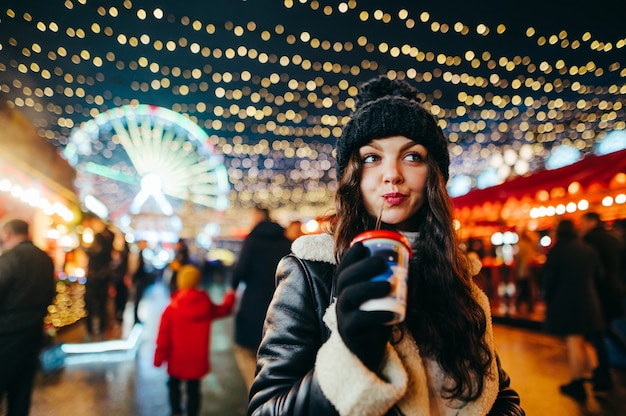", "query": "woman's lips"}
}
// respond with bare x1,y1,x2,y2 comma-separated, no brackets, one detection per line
383,193,406,206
